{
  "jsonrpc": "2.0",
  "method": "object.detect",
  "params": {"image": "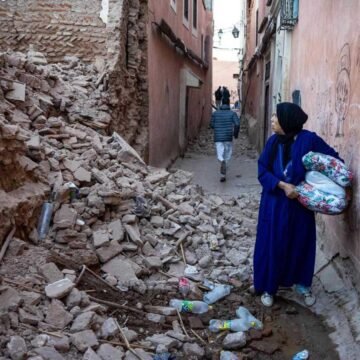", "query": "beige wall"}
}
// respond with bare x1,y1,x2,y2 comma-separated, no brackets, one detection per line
212,59,239,104
289,0,360,269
